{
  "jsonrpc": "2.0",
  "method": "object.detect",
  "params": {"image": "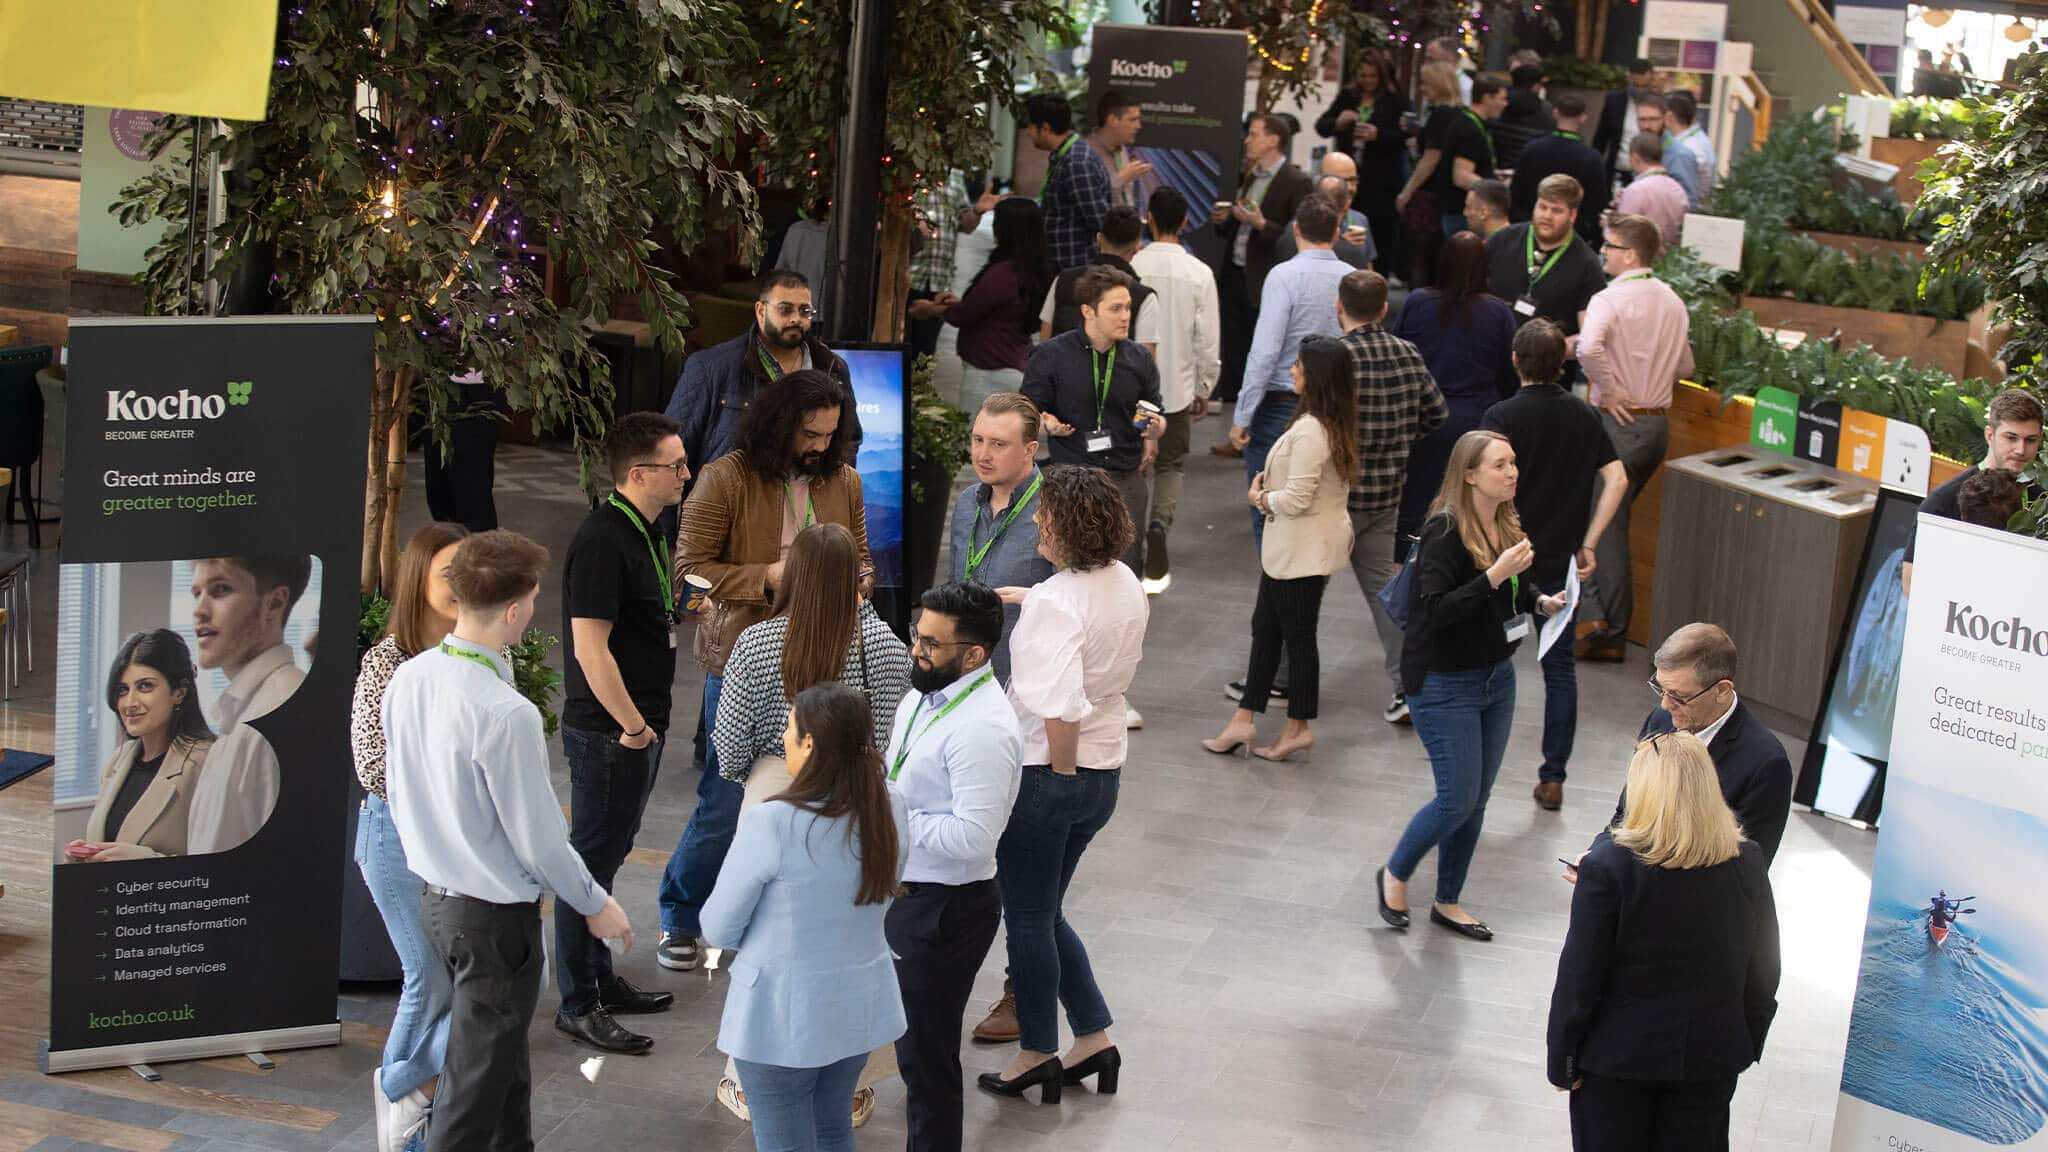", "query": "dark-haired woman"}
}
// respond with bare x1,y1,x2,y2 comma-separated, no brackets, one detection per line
909,197,1056,415
1316,51,1410,275
703,684,909,1152
1203,336,1358,763
72,629,216,863
349,521,468,1151
981,464,1147,1103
